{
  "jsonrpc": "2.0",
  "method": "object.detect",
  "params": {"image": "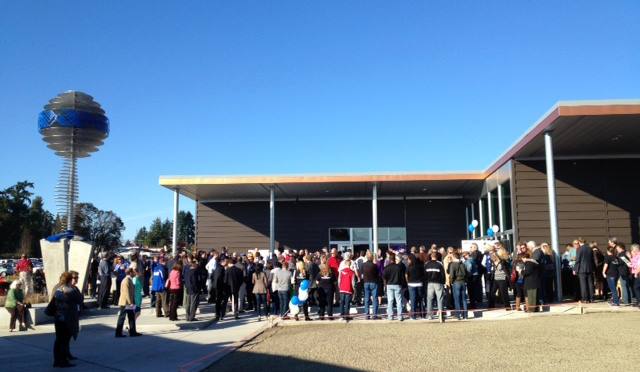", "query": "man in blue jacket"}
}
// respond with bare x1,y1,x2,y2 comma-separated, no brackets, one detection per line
152,257,169,317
